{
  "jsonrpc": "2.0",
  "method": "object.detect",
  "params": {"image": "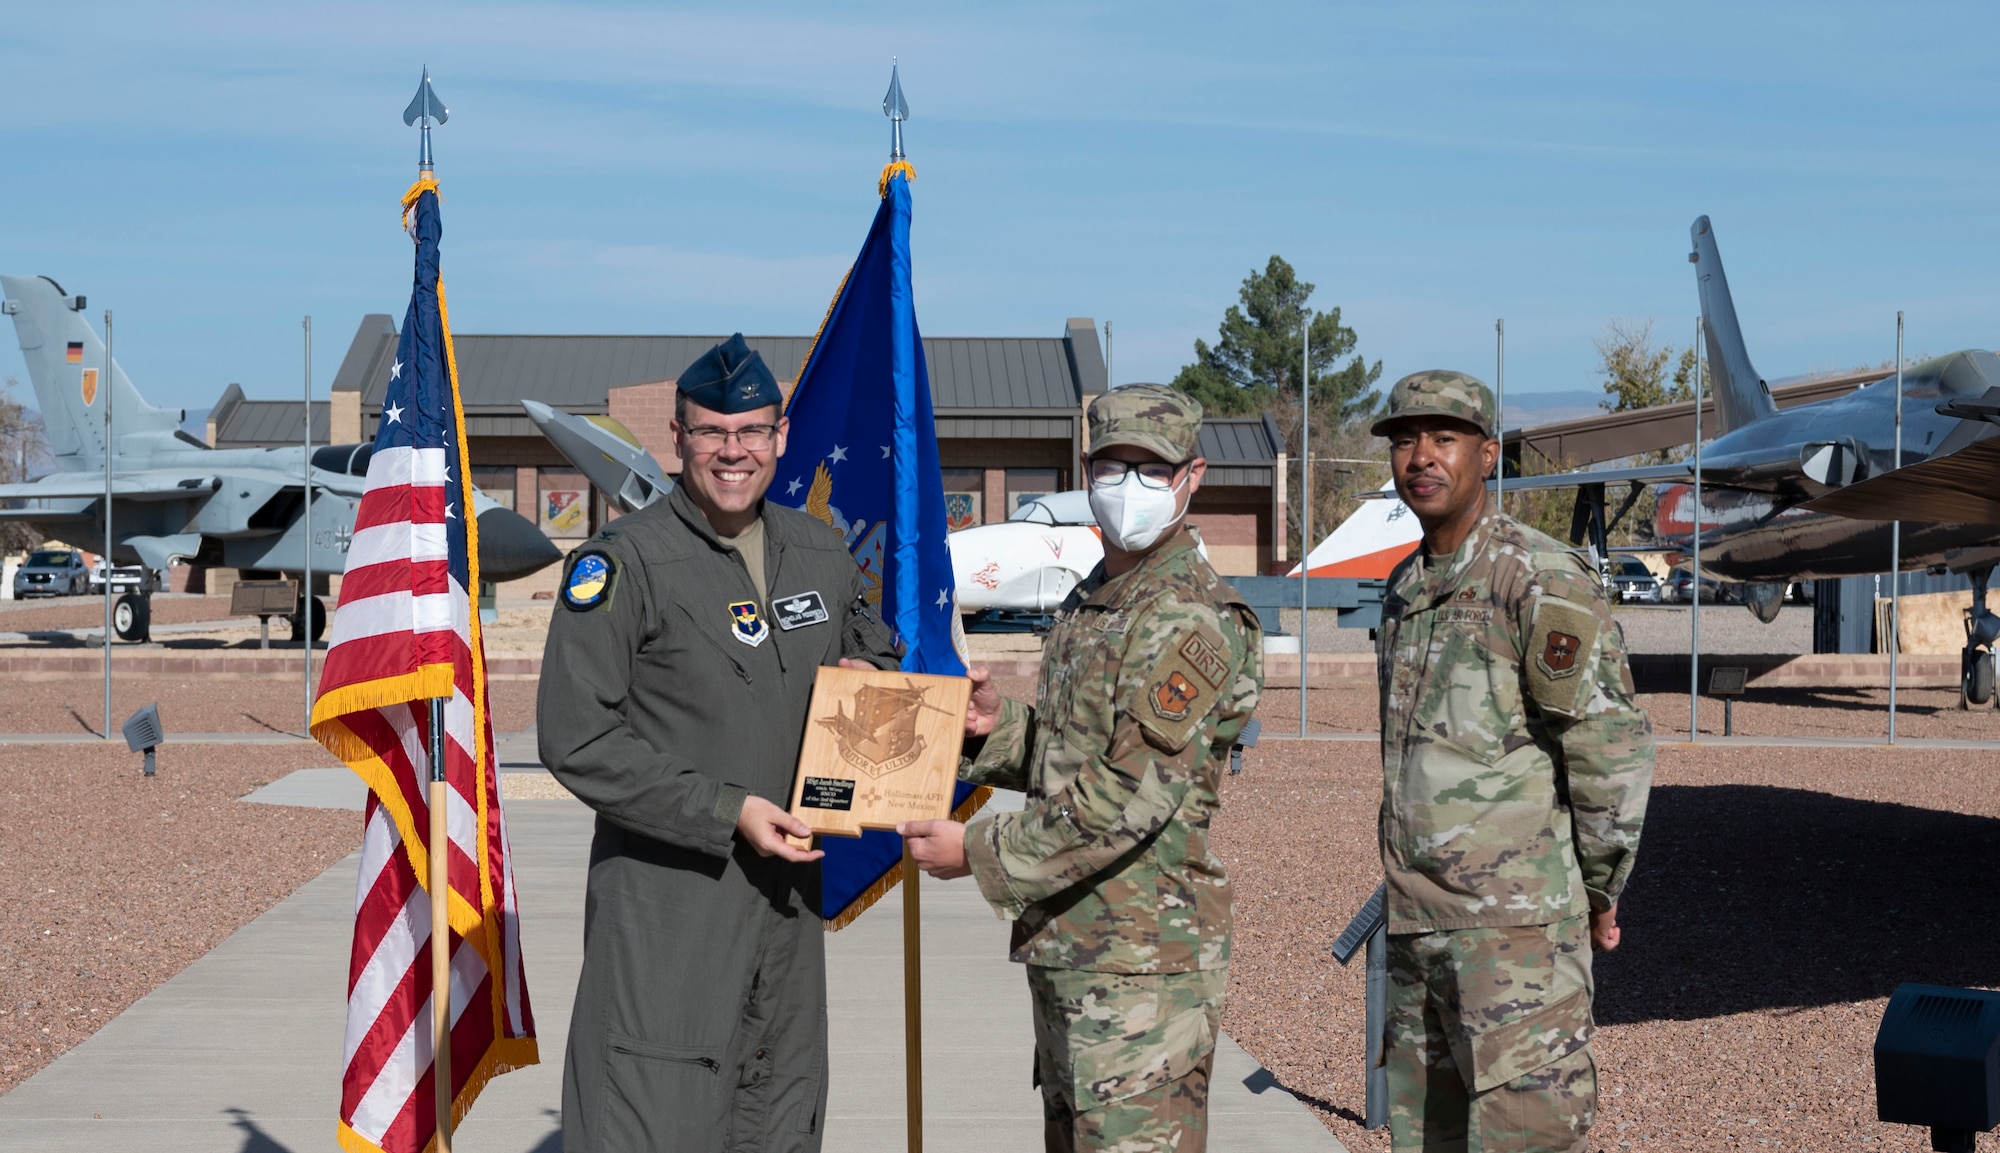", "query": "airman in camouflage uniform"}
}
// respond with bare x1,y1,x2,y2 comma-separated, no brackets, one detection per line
1372,371,1653,1152
900,384,1263,1153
